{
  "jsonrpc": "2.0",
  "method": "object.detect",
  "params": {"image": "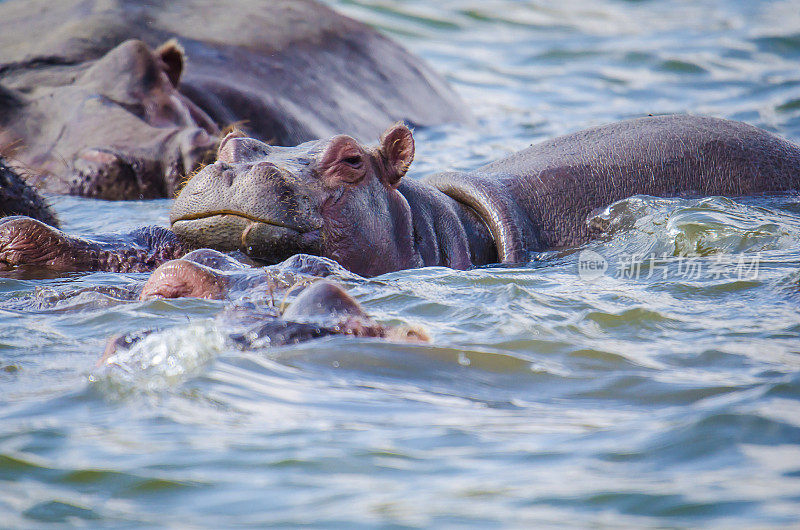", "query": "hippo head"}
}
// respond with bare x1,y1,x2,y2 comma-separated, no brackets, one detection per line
170,124,418,277
0,39,219,199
